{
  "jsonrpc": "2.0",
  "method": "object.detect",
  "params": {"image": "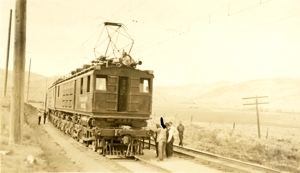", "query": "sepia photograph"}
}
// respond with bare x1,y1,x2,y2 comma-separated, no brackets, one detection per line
1,0,300,172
